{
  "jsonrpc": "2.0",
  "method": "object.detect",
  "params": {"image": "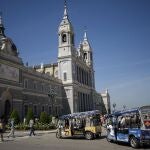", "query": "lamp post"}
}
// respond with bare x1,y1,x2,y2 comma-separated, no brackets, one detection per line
123,105,126,110
48,88,57,116
112,103,116,113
